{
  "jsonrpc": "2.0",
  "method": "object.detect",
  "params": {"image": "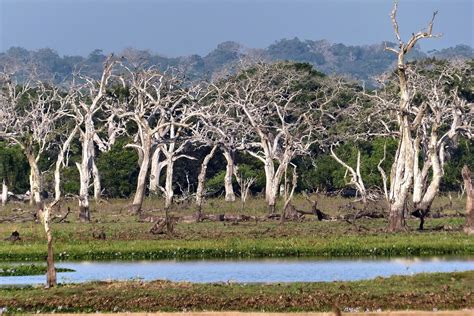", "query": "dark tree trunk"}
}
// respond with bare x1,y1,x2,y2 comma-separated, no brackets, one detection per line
46,234,57,288
79,205,90,222
267,204,276,215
